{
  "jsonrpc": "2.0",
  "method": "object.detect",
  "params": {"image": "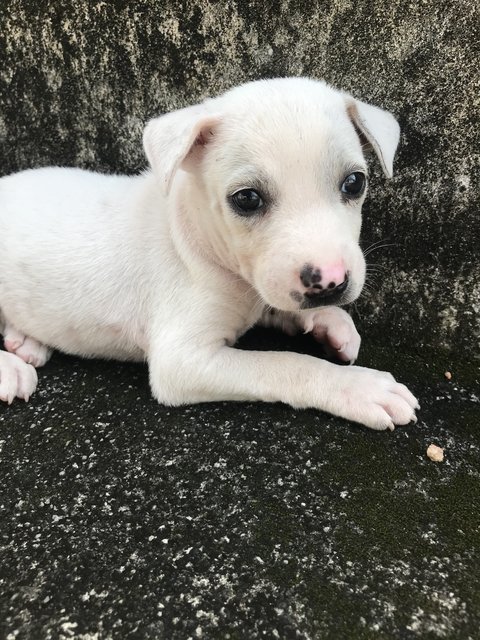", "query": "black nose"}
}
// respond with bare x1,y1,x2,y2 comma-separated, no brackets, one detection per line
301,274,350,308
300,264,320,288
305,276,349,297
